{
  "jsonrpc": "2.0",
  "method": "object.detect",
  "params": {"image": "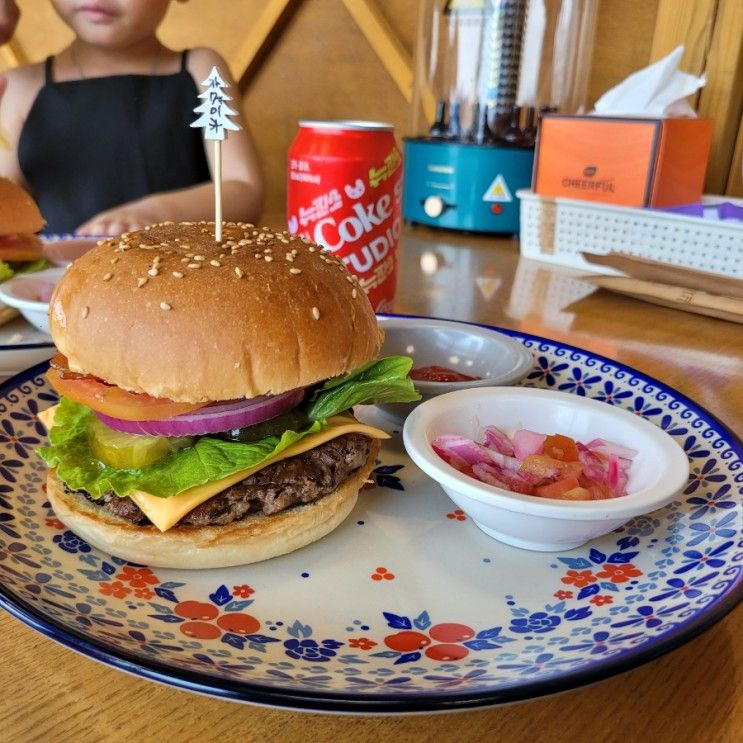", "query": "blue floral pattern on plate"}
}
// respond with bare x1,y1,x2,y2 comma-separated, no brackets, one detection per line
0,321,740,714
